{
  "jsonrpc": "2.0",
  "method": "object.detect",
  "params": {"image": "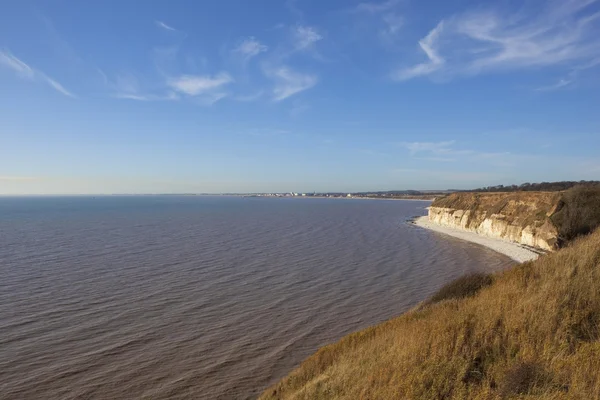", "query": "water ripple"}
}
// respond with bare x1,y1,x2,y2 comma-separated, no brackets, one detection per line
0,196,513,399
